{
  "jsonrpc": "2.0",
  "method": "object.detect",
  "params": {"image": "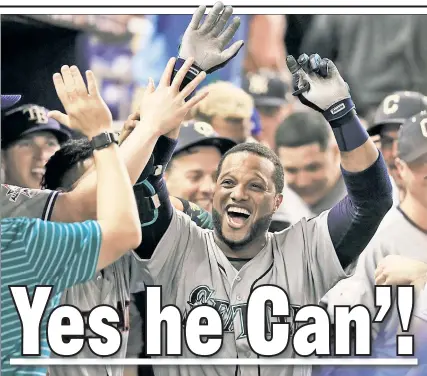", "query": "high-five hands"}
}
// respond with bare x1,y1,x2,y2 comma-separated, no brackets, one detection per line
179,1,244,73
138,57,208,138
286,53,355,122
